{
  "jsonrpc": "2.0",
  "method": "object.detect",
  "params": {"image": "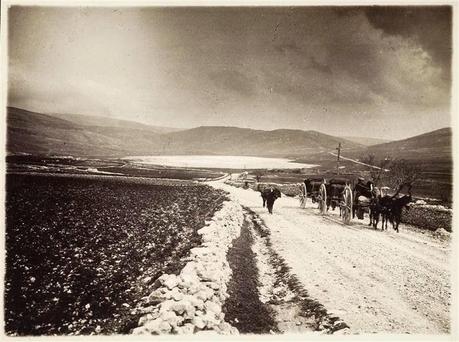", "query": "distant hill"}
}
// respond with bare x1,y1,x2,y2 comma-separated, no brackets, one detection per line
6,107,361,157
6,107,451,160
6,107,162,156
155,126,362,157
341,136,391,146
50,113,181,134
366,127,452,160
